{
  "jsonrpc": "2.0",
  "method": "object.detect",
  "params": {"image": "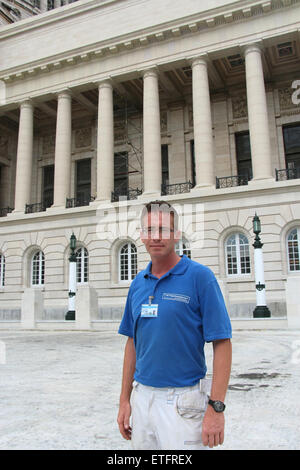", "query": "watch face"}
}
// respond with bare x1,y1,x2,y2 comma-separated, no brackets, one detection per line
214,401,225,412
